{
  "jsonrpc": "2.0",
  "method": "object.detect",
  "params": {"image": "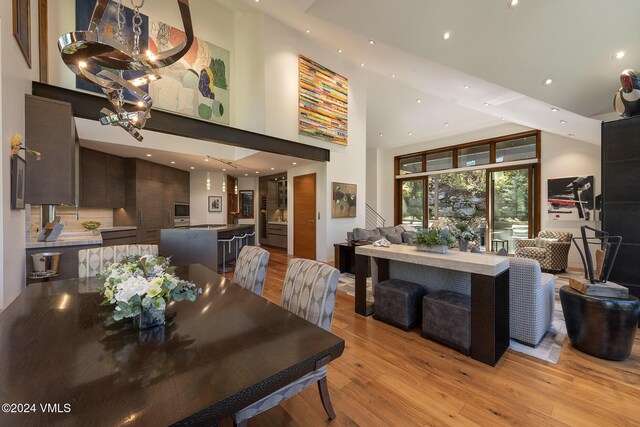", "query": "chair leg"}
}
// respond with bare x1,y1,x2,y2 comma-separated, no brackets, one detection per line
317,377,336,420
